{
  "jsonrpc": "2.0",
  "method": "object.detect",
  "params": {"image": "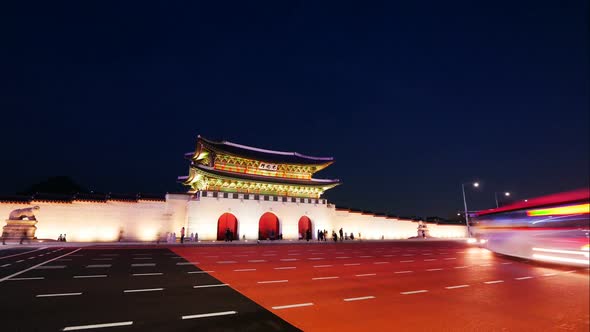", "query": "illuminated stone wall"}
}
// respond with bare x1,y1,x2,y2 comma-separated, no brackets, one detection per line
0,192,466,242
